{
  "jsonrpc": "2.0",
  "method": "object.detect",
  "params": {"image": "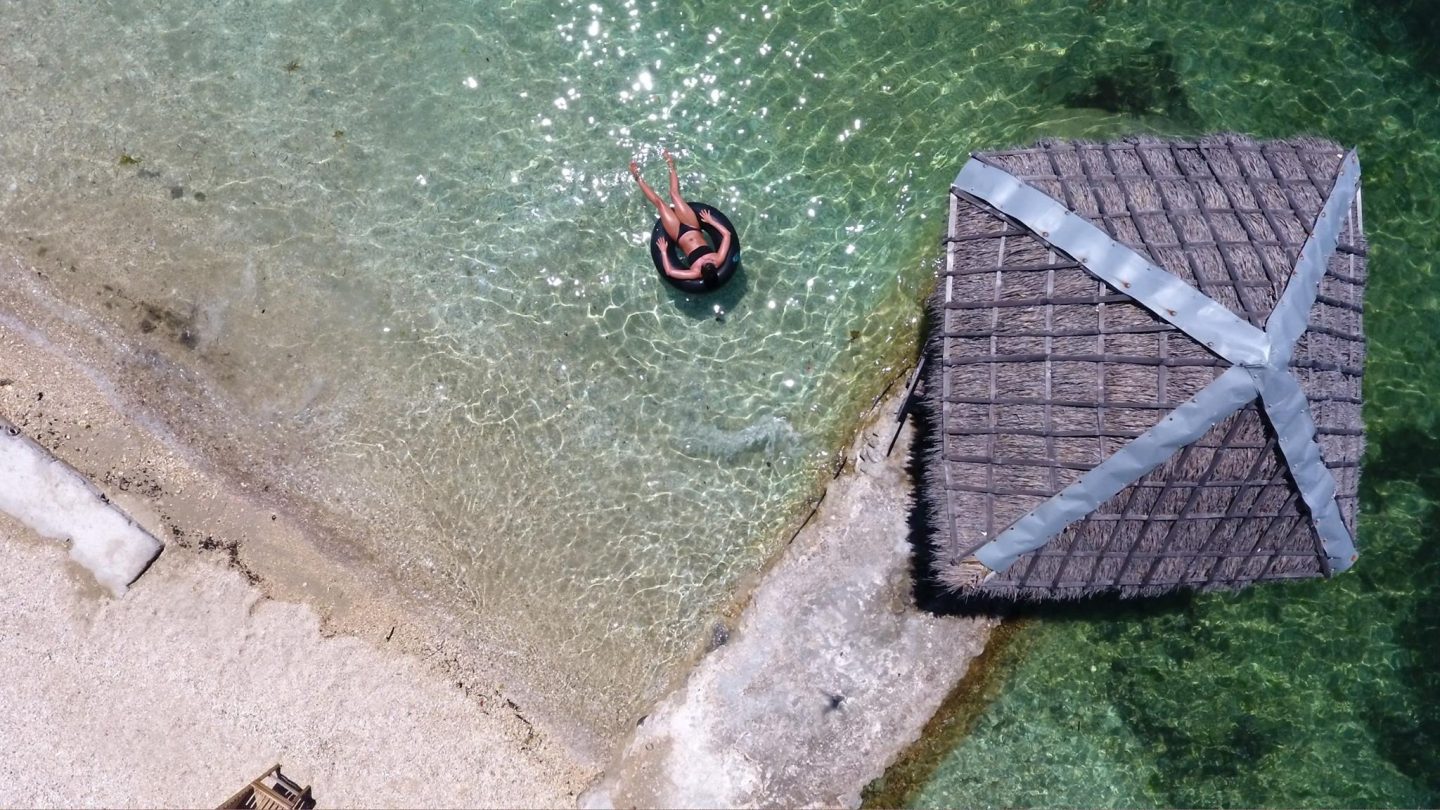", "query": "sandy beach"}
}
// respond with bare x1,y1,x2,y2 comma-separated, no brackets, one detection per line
0,309,596,807
0,516,589,808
